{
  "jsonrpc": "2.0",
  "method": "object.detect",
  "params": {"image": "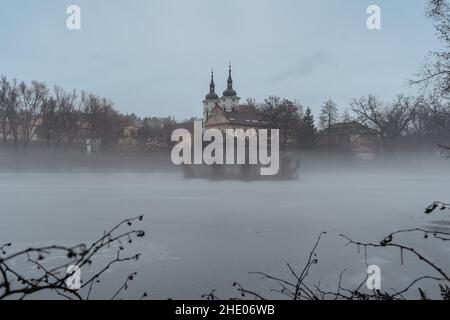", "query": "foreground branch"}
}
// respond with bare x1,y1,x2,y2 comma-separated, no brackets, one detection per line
0,215,146,300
